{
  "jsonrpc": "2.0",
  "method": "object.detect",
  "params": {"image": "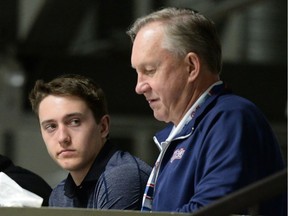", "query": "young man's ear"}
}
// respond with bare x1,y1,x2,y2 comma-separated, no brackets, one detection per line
185,52,200,82
100,115,110,138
